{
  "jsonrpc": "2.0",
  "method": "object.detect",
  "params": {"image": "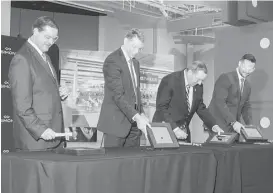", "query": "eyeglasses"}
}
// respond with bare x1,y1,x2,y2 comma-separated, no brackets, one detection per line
132,45,143,52
243,66,255,73
44,35,58,43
